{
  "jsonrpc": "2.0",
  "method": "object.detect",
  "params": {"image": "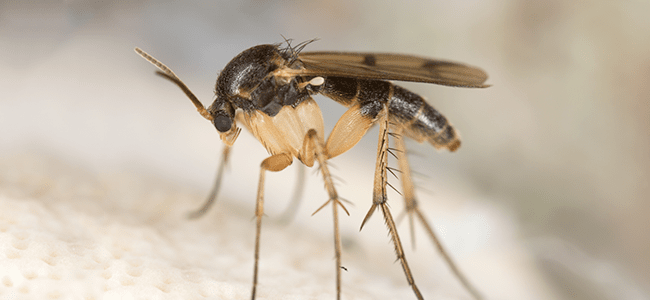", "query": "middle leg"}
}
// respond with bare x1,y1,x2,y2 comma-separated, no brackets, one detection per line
303,129,349,300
